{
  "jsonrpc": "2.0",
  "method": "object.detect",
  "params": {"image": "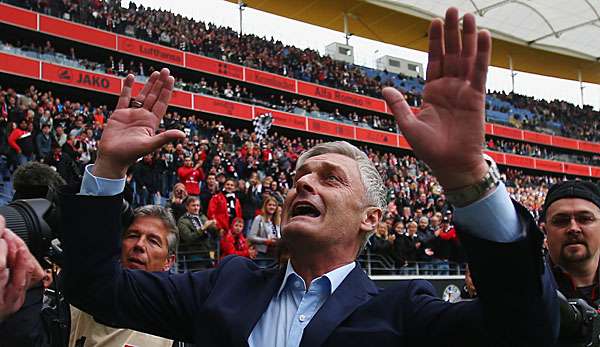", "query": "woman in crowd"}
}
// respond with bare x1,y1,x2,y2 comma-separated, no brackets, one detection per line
248,196,281,261
166,182,188,221
220,217,256,259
